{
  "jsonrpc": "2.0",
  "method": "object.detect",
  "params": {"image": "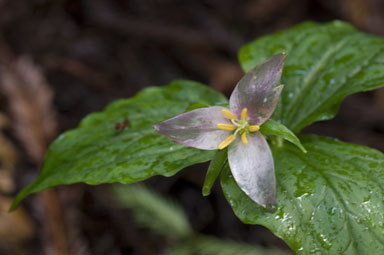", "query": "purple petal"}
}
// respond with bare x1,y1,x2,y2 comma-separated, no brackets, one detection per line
154,106,232,150
228,132,276,208
229,53,286,125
